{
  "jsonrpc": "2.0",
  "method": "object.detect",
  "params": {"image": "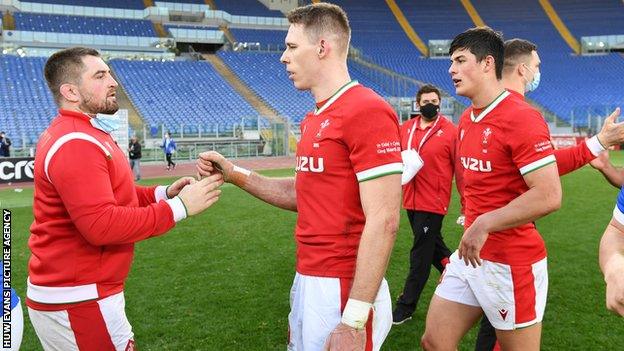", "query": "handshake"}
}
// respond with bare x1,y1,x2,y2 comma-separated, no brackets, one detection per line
165,151,248,218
